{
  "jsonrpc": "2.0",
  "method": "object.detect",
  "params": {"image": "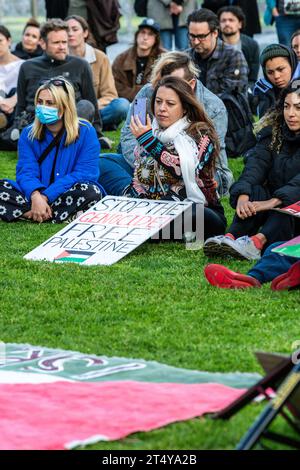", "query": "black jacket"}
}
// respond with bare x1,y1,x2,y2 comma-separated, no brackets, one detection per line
13,42,43,61
16,53,101,131
240,34,259,88
230,126,300,207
